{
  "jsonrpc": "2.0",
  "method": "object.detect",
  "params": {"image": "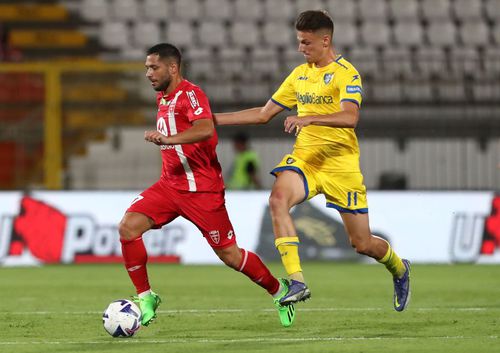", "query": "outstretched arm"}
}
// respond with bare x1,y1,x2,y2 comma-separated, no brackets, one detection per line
284,101,359,135
214,100,284,126
145,118,214,145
